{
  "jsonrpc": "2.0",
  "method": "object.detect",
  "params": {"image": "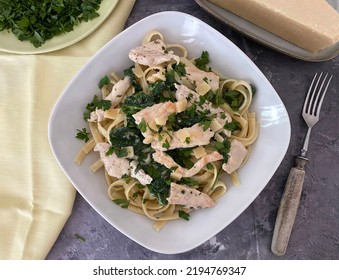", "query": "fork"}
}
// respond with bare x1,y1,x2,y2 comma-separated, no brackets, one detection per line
271,72,333,256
